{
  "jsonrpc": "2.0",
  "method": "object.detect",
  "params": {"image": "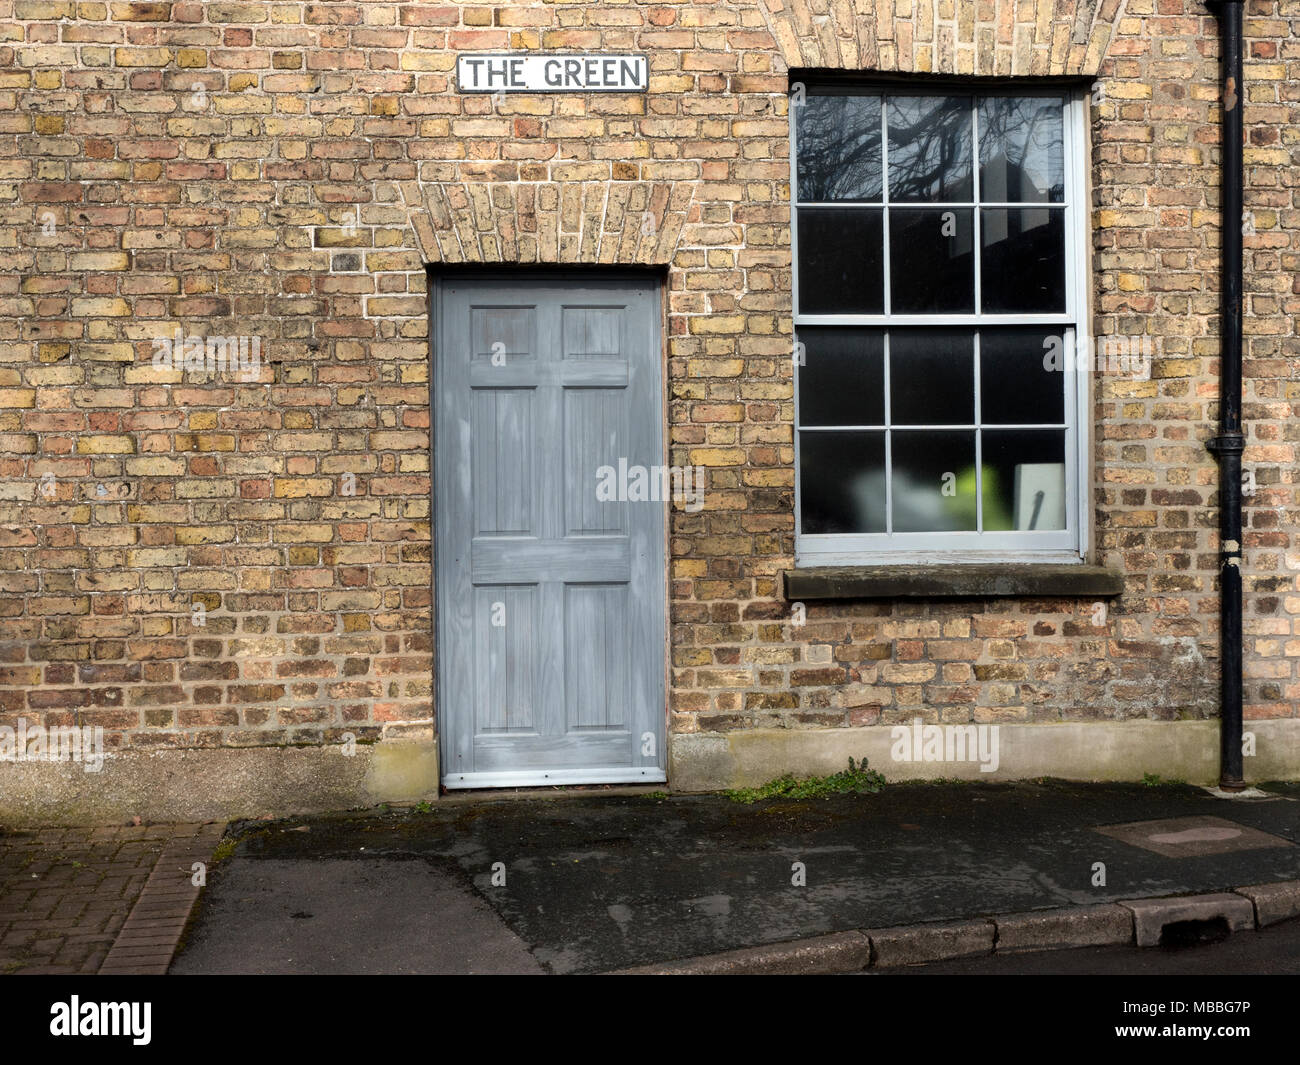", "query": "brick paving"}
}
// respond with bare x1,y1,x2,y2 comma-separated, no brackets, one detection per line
0,822,224,976
100,825,226,975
